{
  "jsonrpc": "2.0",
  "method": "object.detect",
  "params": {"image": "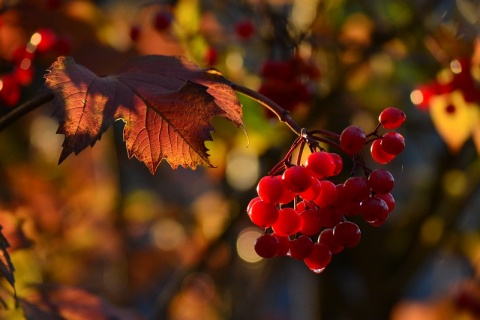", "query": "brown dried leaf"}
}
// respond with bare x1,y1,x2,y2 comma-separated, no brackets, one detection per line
44,55,243,173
